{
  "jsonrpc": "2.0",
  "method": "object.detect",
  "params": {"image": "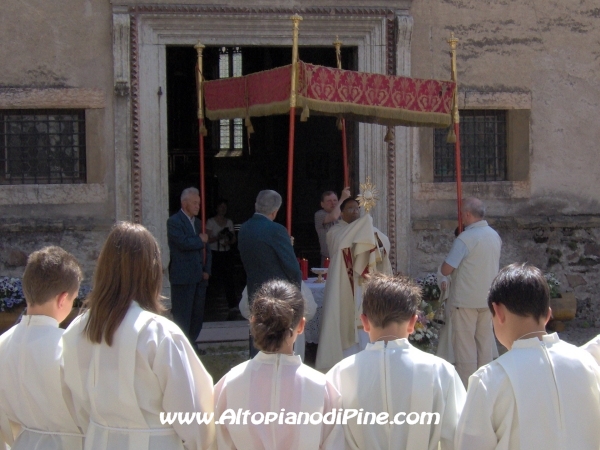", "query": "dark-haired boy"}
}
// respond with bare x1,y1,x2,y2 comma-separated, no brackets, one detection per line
326,273,465,449
0,246,84,450
455,263,600,450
